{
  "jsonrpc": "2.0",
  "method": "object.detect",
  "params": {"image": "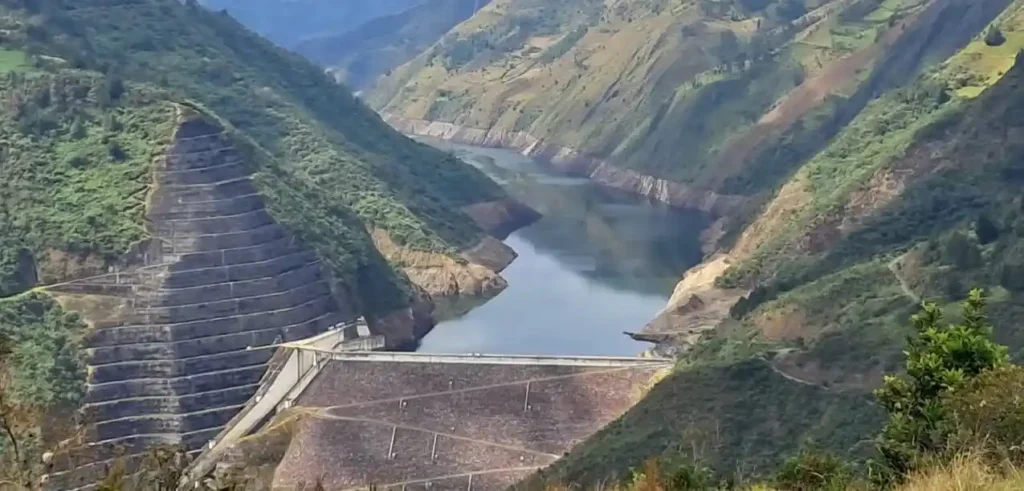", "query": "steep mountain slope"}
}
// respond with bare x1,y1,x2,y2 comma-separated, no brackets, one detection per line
0,0,534,485
296,0,491,90
372,0,1010,215
524,1,1024,486
199,0,421,47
